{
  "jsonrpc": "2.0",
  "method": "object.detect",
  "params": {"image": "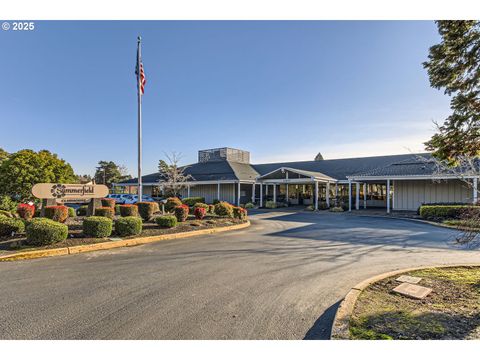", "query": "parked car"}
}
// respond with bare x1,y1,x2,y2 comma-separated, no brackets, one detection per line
123,195,156,204
106,194,132,204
